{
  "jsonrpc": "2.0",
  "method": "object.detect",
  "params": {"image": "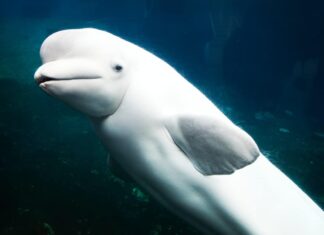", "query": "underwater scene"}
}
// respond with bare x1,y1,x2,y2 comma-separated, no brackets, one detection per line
0,0,323,234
